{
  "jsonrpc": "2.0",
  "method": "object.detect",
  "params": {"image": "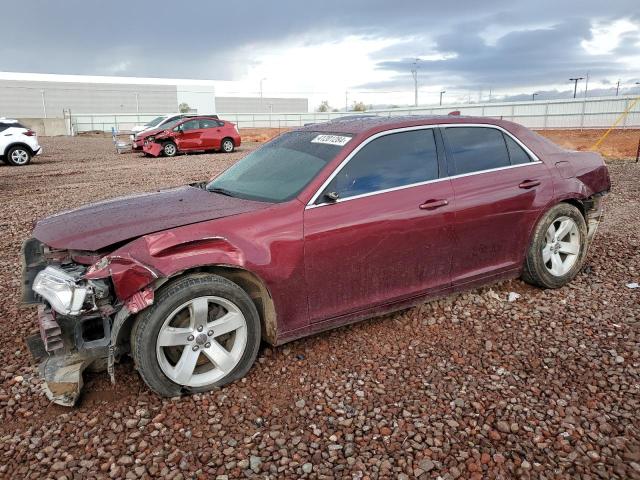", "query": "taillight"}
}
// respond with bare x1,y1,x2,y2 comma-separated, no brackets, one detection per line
24,130,36,137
